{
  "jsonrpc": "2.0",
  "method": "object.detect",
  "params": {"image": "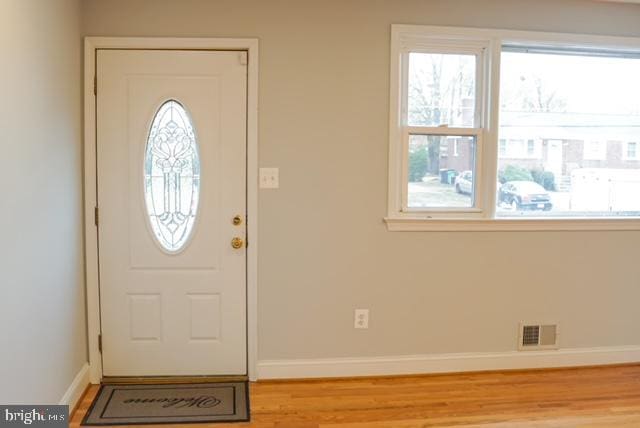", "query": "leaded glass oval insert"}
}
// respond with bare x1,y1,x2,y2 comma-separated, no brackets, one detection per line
144,100,200,253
